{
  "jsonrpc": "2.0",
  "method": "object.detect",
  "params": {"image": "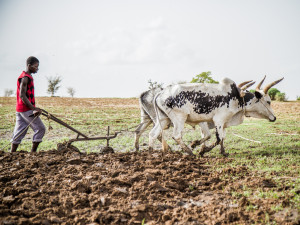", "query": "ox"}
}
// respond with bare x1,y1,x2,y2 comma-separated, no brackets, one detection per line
135,87,213,151
148,76,283,156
